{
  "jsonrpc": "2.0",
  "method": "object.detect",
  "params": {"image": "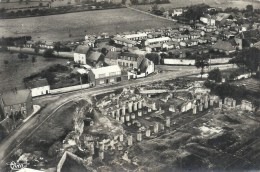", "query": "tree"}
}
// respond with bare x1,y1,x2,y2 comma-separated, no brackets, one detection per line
101,47,107,55
121,0,126,5
53,42,61,56
246,5,253,12
32,56,36,65
230,47,260,73
43,49,55,58
208,68,222,82
195,55,209,78
145,53,160,65
18,53,28,60
34,46,40,54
